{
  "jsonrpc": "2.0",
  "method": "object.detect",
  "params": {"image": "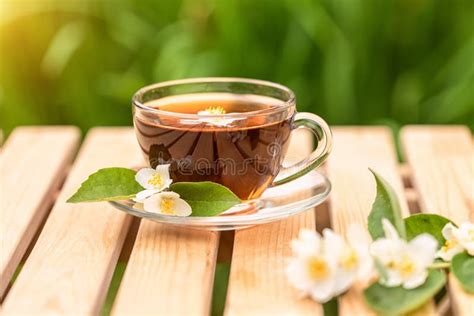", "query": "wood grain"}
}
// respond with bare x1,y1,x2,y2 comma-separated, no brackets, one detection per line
327,127,436,316
0,127,80,297
2,128,143,315
402,126,474,316
111,225,219,315
225,129,323,315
